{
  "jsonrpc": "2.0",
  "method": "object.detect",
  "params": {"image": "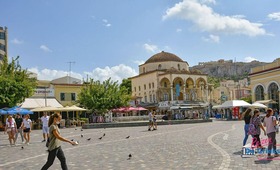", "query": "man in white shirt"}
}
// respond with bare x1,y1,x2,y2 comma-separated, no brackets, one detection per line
41,112,49,142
